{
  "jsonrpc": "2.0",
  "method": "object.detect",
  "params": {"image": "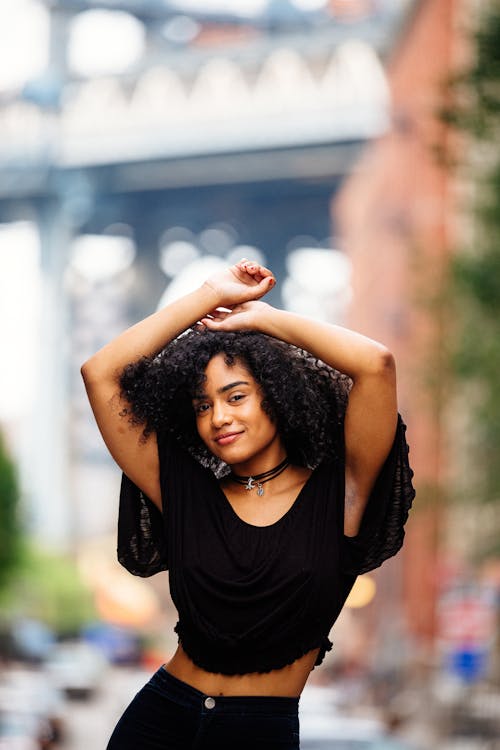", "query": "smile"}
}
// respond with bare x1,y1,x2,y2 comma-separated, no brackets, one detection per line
214,432,243,446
